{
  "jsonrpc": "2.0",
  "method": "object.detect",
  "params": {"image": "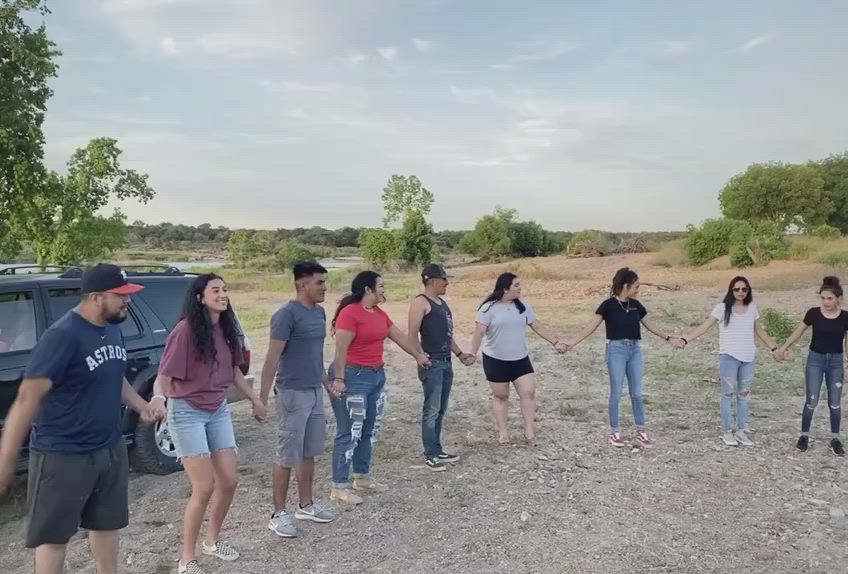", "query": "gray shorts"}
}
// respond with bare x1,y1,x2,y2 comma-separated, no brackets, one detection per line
25,441,129,548
276,387,326,467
